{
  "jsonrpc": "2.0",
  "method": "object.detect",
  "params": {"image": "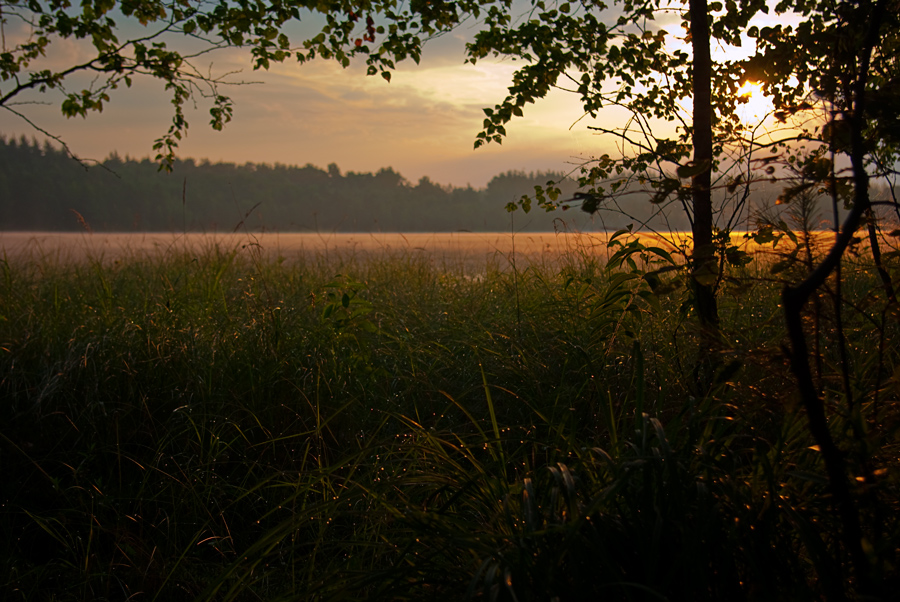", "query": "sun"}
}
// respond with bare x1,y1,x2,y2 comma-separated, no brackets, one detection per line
736,81,774,124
